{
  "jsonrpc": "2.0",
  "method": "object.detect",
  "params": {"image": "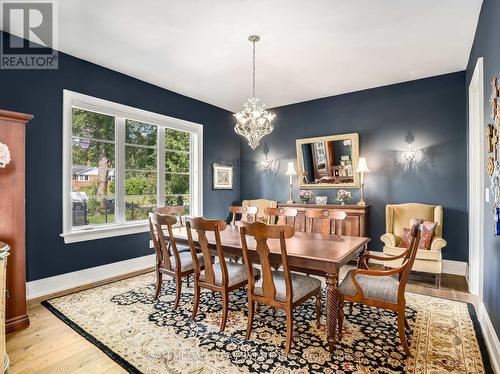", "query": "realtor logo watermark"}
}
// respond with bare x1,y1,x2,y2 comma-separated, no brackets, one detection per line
1,0,58,69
